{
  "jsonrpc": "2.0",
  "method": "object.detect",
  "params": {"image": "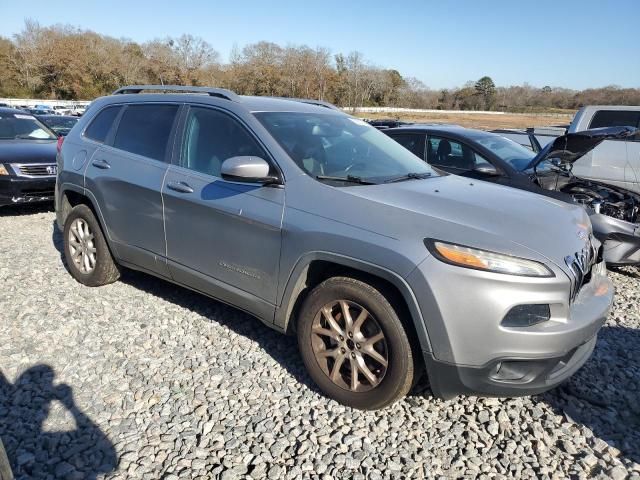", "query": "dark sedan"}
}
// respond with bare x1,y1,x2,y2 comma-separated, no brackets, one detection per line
36,114,79,137
384,124,640,266
0,108,58,206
